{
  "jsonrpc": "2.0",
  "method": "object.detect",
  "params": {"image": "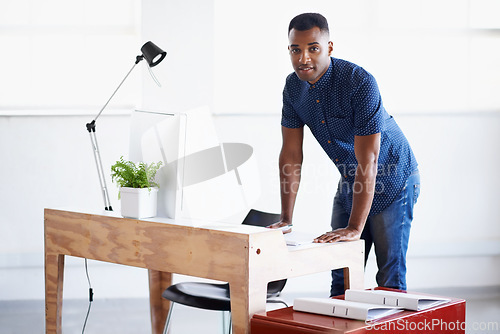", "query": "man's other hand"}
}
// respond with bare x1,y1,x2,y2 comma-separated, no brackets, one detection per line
313,226,361,243
267,221,293,234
